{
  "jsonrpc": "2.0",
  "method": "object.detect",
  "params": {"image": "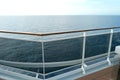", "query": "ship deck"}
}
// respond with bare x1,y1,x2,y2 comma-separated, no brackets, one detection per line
118,69,120,80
